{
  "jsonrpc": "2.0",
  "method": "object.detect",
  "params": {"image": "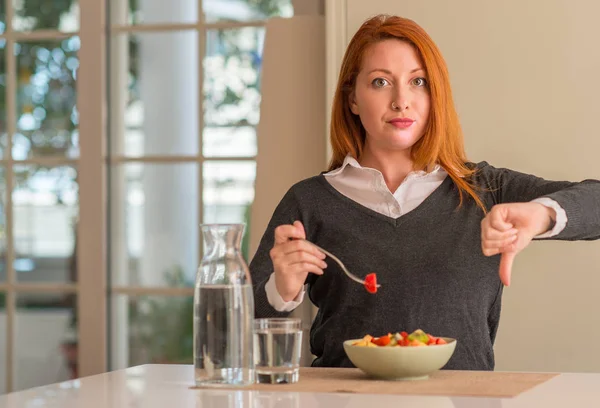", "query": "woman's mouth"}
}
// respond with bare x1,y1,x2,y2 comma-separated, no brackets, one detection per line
388,118,415,129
